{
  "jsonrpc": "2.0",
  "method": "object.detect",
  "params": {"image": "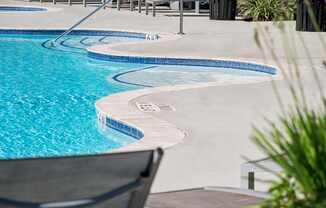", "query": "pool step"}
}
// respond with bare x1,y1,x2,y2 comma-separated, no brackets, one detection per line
45,35,138,53
54,36,108,53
